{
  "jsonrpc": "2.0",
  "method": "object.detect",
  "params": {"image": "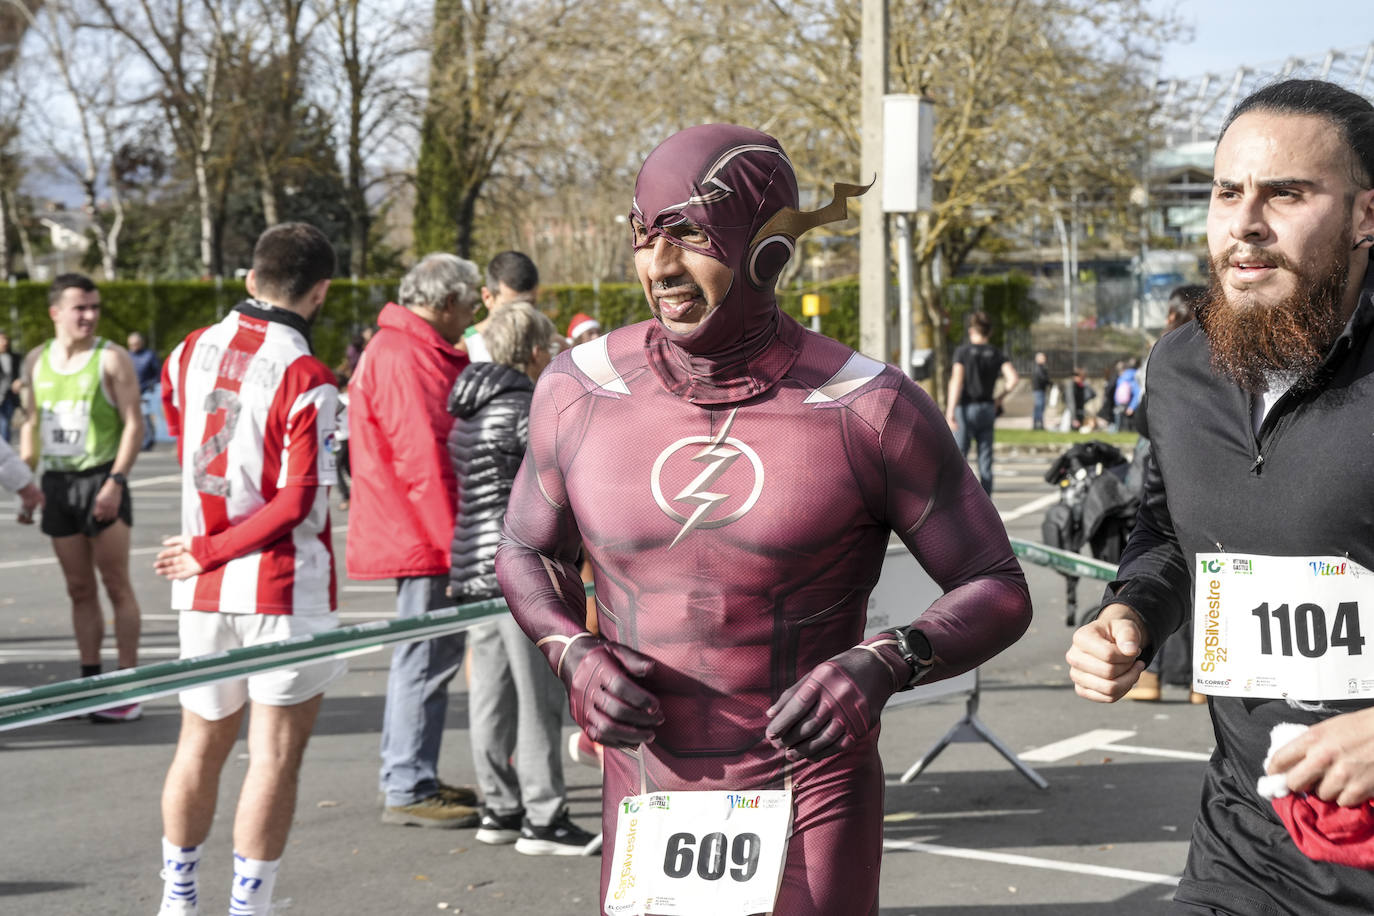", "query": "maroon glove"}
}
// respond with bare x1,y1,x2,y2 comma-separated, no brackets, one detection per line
562,636,664,748
765,643,909,761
